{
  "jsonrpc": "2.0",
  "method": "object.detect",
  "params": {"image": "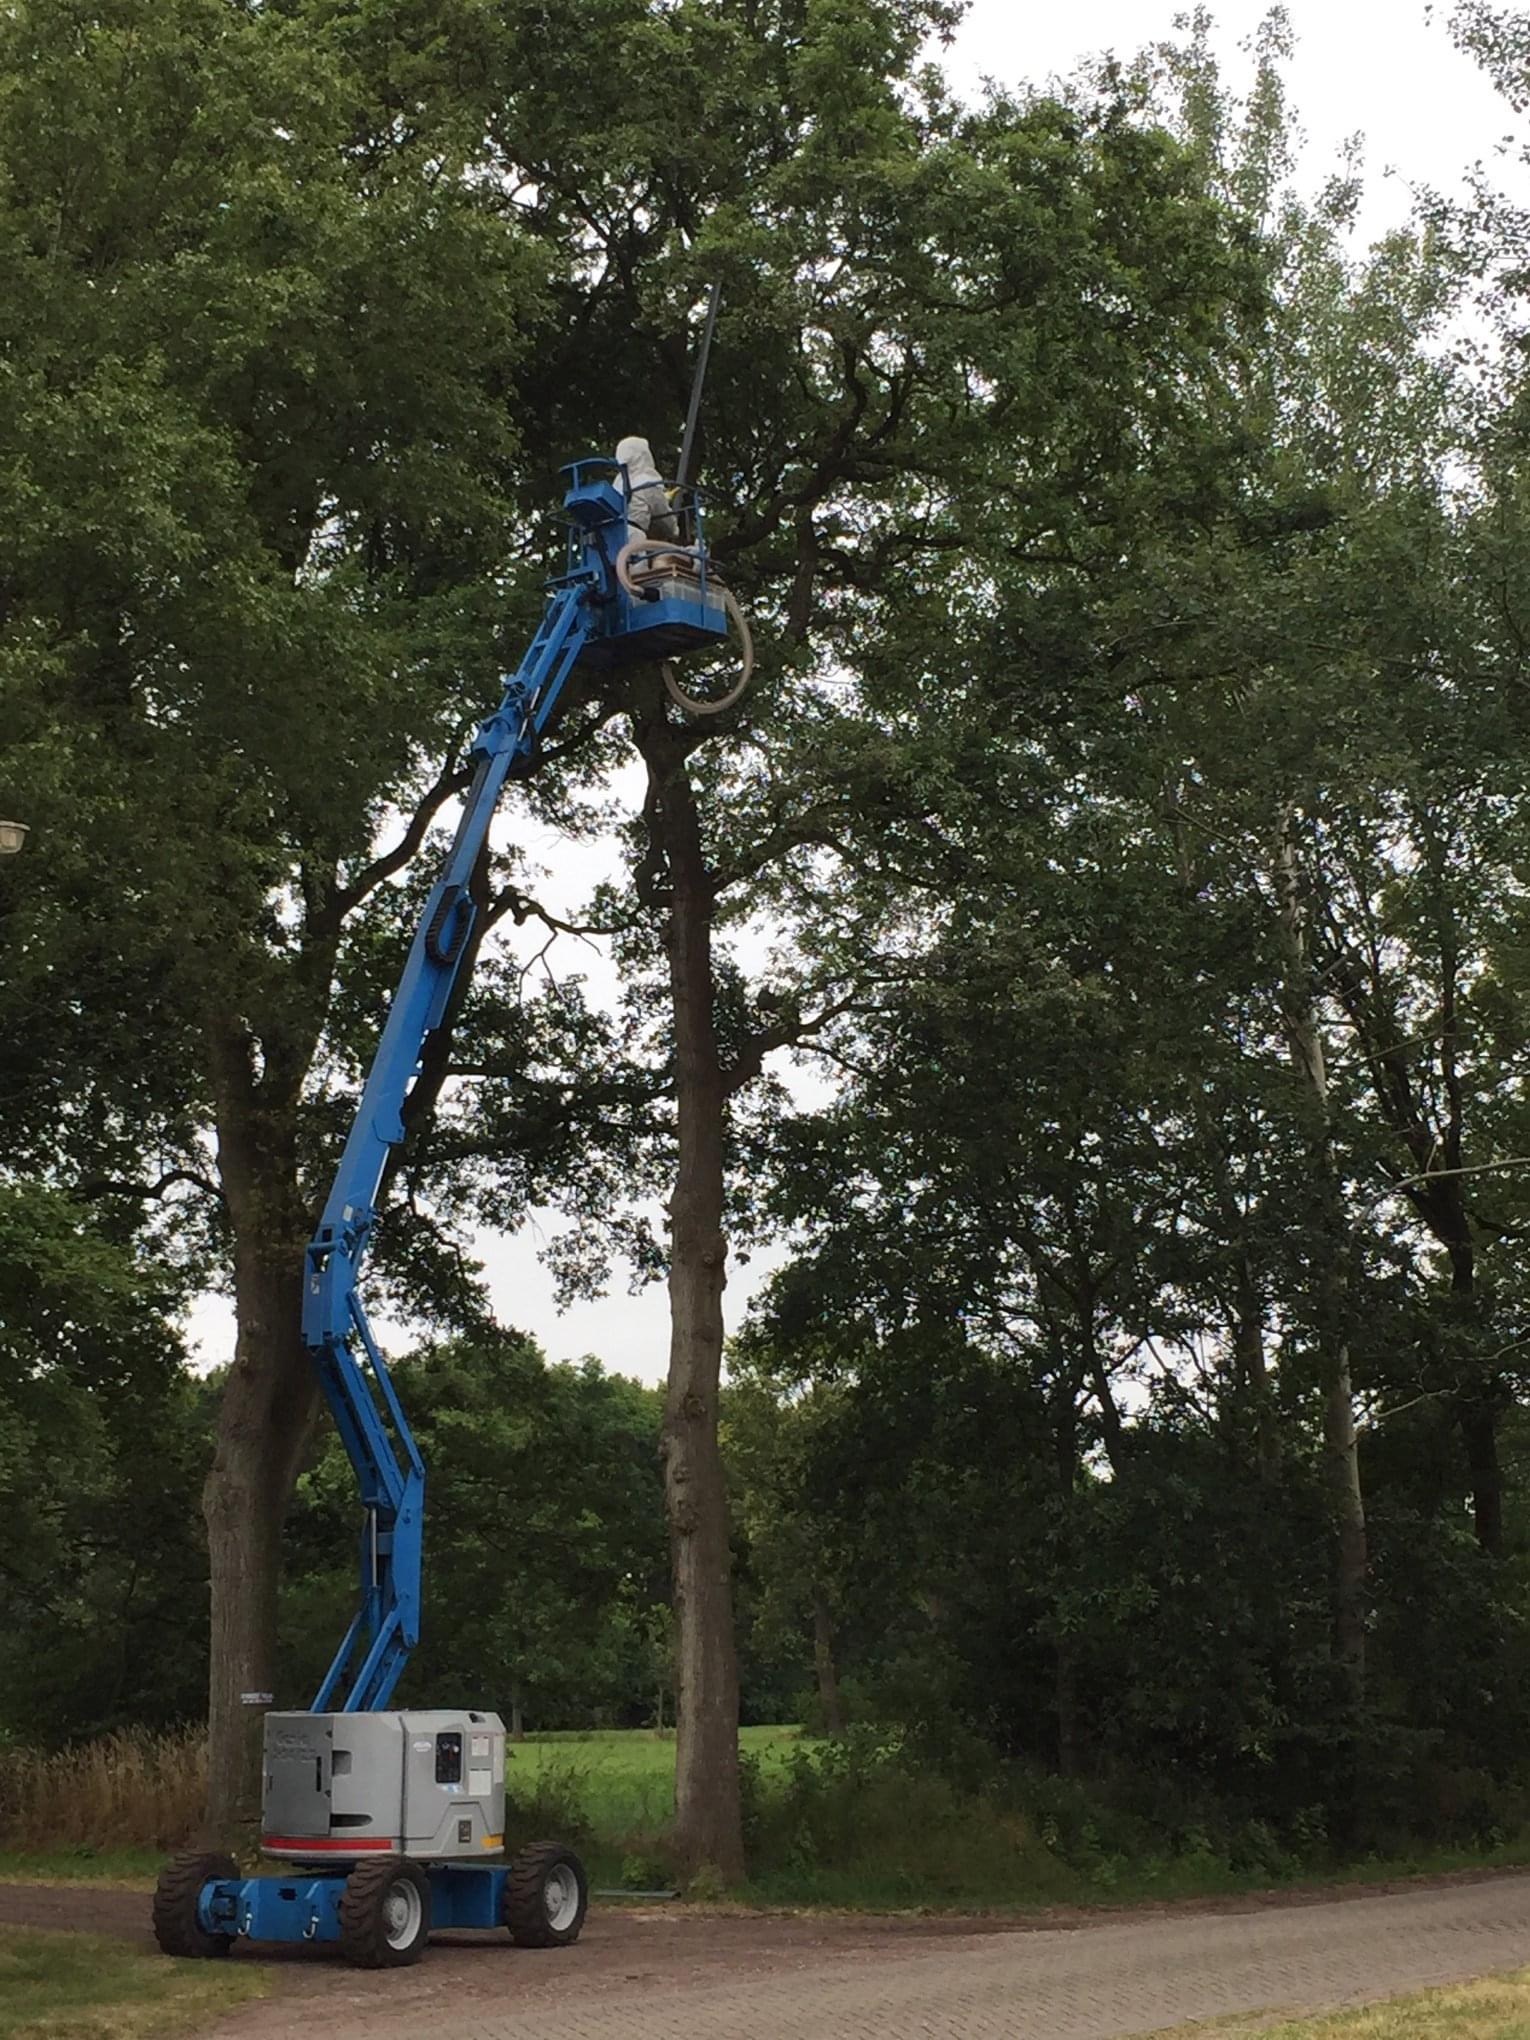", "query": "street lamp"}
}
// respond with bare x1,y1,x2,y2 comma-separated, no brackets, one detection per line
0,821,28,856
